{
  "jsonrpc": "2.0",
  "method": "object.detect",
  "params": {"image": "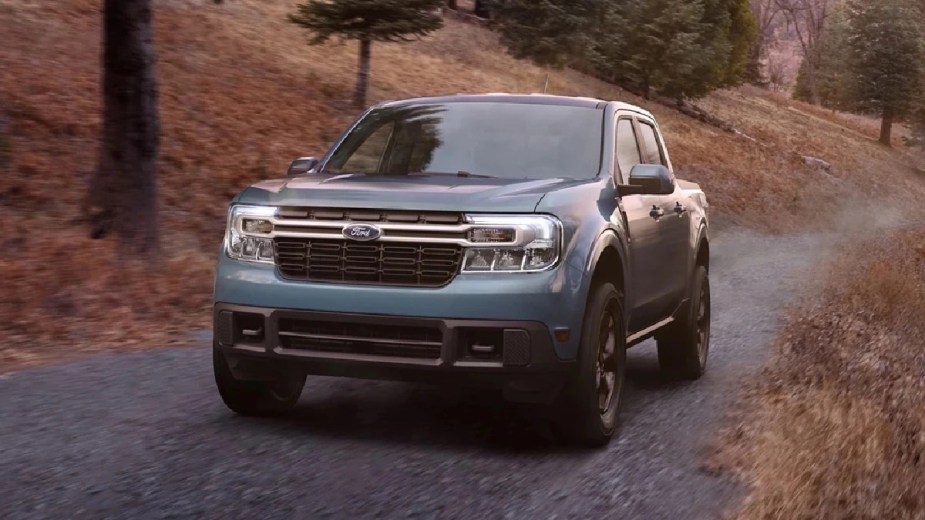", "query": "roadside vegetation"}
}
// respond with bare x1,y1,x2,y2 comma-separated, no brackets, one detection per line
1,0,924,372
718,228,925,518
